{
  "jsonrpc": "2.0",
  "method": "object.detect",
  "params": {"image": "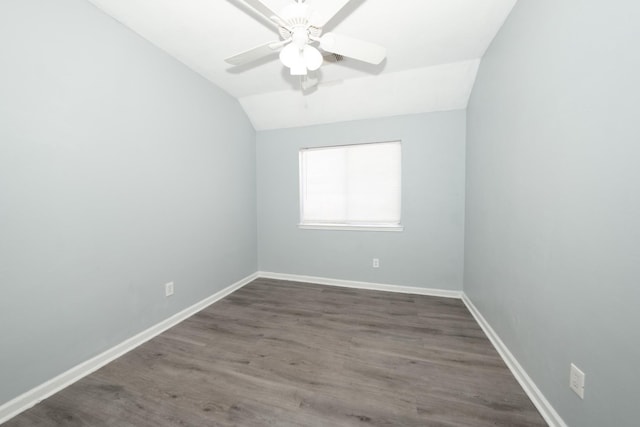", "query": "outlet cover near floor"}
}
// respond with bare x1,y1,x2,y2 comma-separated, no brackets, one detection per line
165,282,174,297
569,363,585,399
